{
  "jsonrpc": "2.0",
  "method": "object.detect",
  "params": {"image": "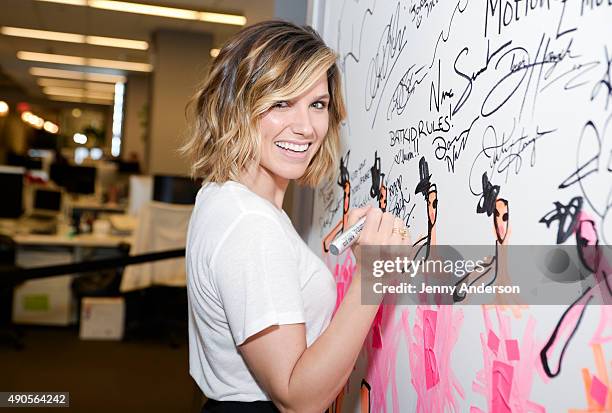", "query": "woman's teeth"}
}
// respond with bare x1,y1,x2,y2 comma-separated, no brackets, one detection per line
275,141,310,152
